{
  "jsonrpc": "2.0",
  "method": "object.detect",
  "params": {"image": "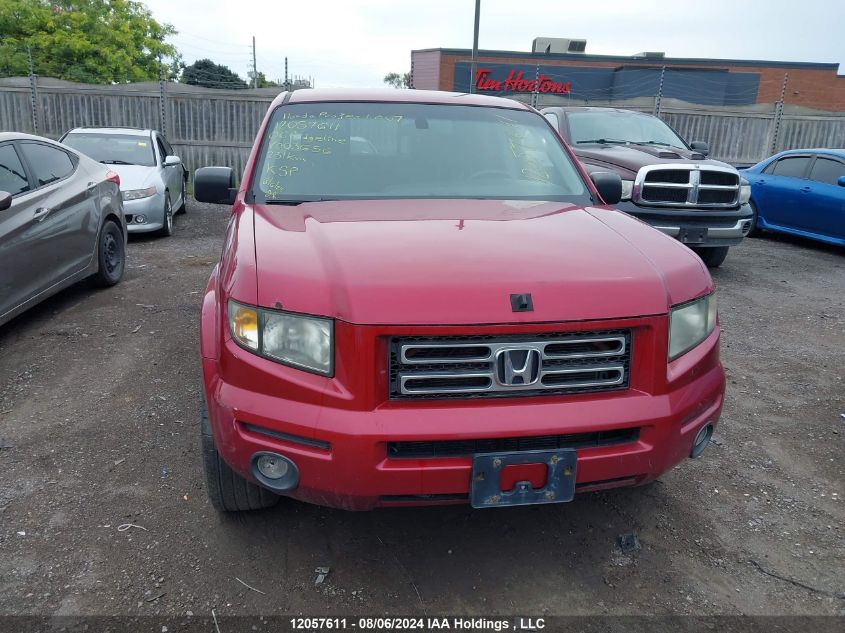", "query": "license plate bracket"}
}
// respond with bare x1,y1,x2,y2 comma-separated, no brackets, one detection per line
470,449,577,509
678,227,708,244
